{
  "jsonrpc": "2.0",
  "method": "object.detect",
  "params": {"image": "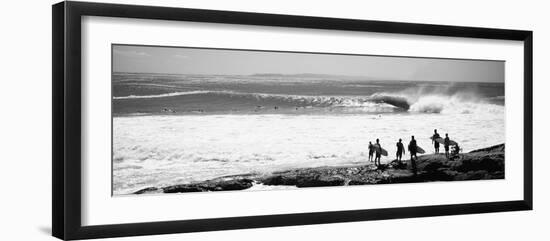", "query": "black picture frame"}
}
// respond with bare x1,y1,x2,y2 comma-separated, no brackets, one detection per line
52,1,533,240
